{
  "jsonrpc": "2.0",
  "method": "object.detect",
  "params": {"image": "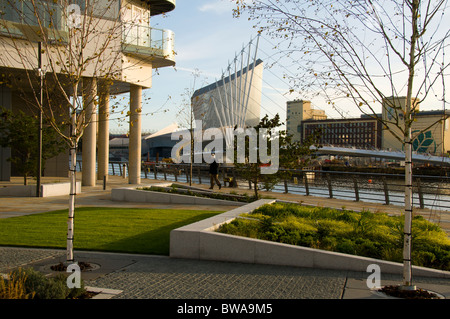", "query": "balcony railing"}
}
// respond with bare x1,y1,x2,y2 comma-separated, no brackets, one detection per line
122,22,175,67
0,1,175,67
